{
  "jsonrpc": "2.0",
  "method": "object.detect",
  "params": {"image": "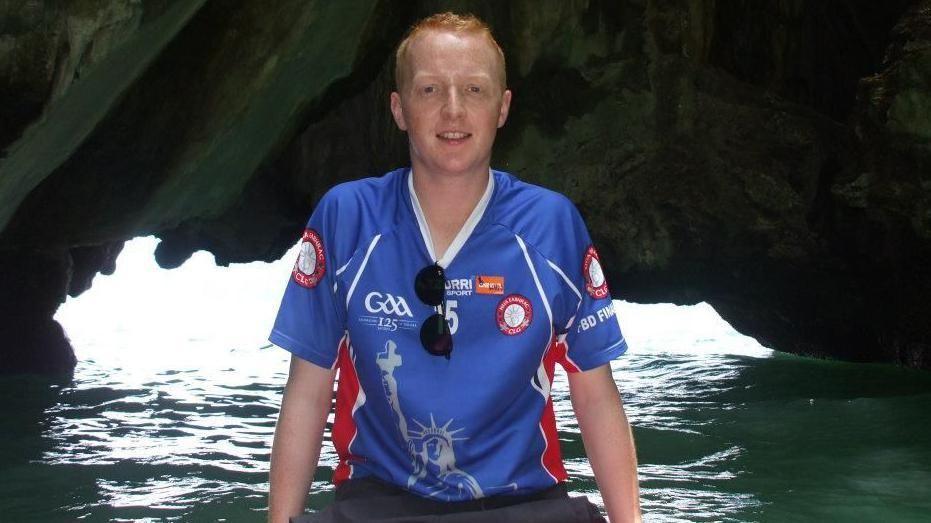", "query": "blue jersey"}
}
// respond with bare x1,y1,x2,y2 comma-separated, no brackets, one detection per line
270,168,627,501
